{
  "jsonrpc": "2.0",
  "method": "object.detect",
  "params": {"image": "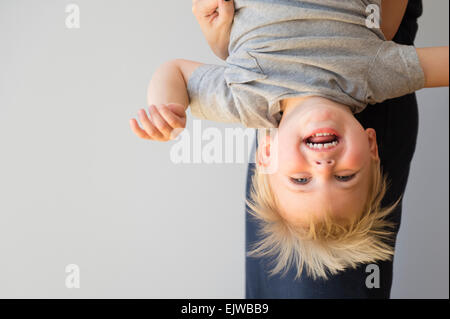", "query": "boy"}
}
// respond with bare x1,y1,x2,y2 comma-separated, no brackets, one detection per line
130,0,449,279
